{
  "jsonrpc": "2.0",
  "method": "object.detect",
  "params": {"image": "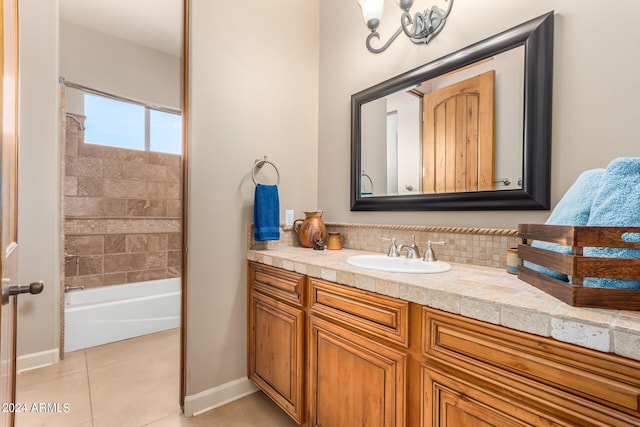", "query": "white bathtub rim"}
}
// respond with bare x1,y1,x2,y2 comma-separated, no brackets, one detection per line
64,278,181,353
65,290,181,311
65,278,180,306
